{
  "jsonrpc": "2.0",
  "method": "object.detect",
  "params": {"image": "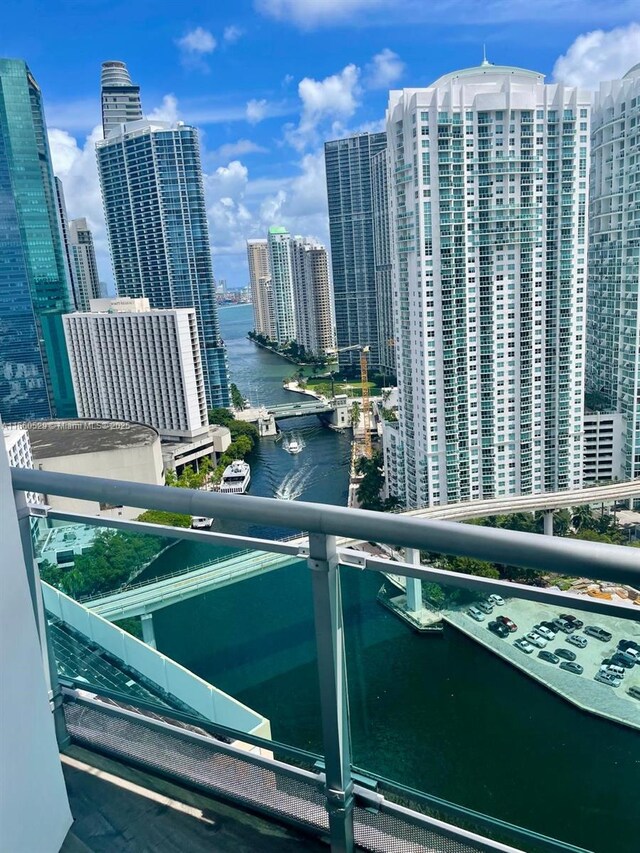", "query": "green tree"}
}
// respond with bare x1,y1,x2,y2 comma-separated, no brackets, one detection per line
230,383,245,410
356,452,385,510
137,510,191,528
572,505,595,532
208,407,235,427
351,401,361,426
